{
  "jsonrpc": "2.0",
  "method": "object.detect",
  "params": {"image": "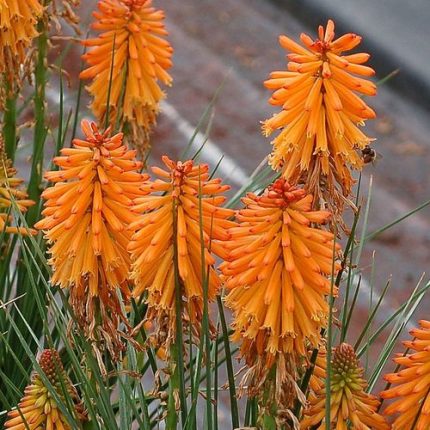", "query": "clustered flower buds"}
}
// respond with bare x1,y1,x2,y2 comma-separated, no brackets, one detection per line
381,320,430,429
4,349,86,430
129,156,235,354
263,20,376,213
221,179,340,367
80,0,173,152
35,120,148,362
220,179,340,412
0,0,43,97
0,138,35,235
301,343,389,429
